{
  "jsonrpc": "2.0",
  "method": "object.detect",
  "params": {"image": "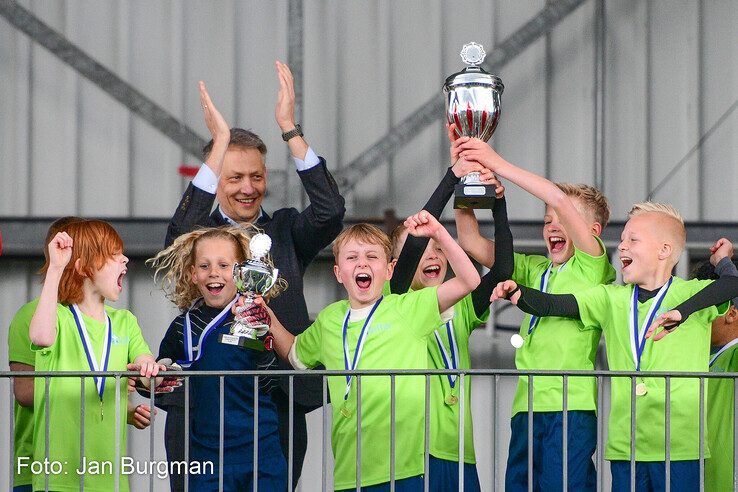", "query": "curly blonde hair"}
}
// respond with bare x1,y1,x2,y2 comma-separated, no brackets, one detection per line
148,226,286,310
